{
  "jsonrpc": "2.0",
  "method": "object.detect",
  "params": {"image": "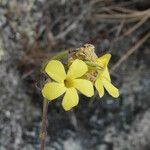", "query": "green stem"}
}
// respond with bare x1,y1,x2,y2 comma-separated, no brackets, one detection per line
39,99,49,150
84,61,104,70
51,50,70,60
41,50,70,73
